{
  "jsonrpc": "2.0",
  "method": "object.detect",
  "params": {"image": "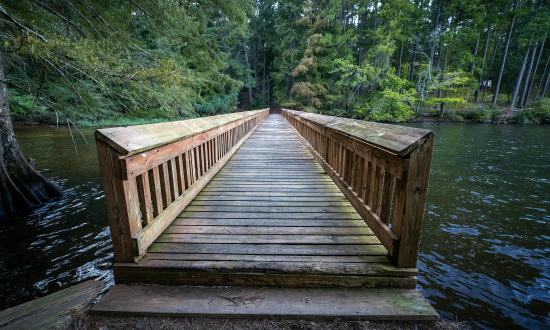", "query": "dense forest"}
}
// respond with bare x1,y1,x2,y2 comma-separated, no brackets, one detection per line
1,0,550,127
